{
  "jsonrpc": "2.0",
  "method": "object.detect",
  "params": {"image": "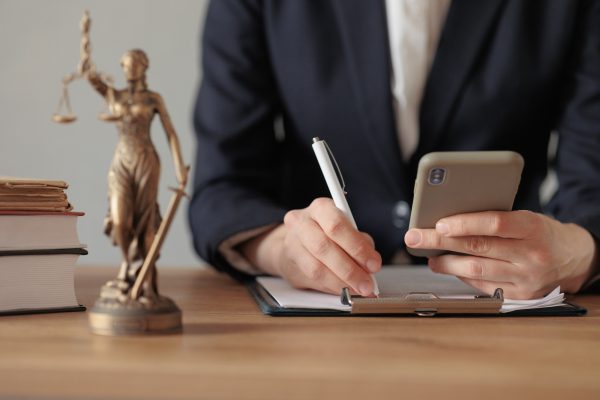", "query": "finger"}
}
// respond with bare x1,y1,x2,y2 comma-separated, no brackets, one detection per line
435,210,540,239
285,208,373,294
286,241,360,295
281,252,349,295
361,232,376,248
297,214,375,296
405,229,526,262
309,198,381,273
428,254,521,283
